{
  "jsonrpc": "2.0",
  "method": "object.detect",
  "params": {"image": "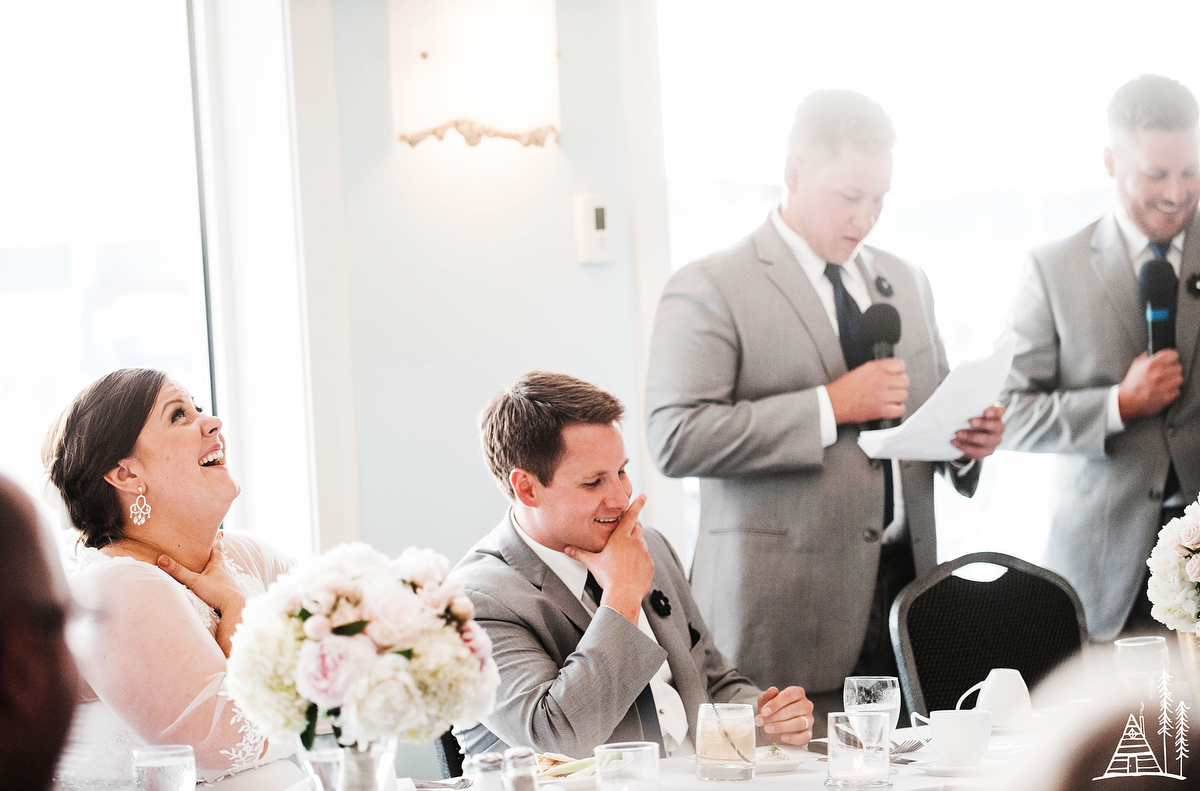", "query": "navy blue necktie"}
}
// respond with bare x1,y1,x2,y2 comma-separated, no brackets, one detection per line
825,263,893,528
1148,240,1181,502
583,572,665,756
